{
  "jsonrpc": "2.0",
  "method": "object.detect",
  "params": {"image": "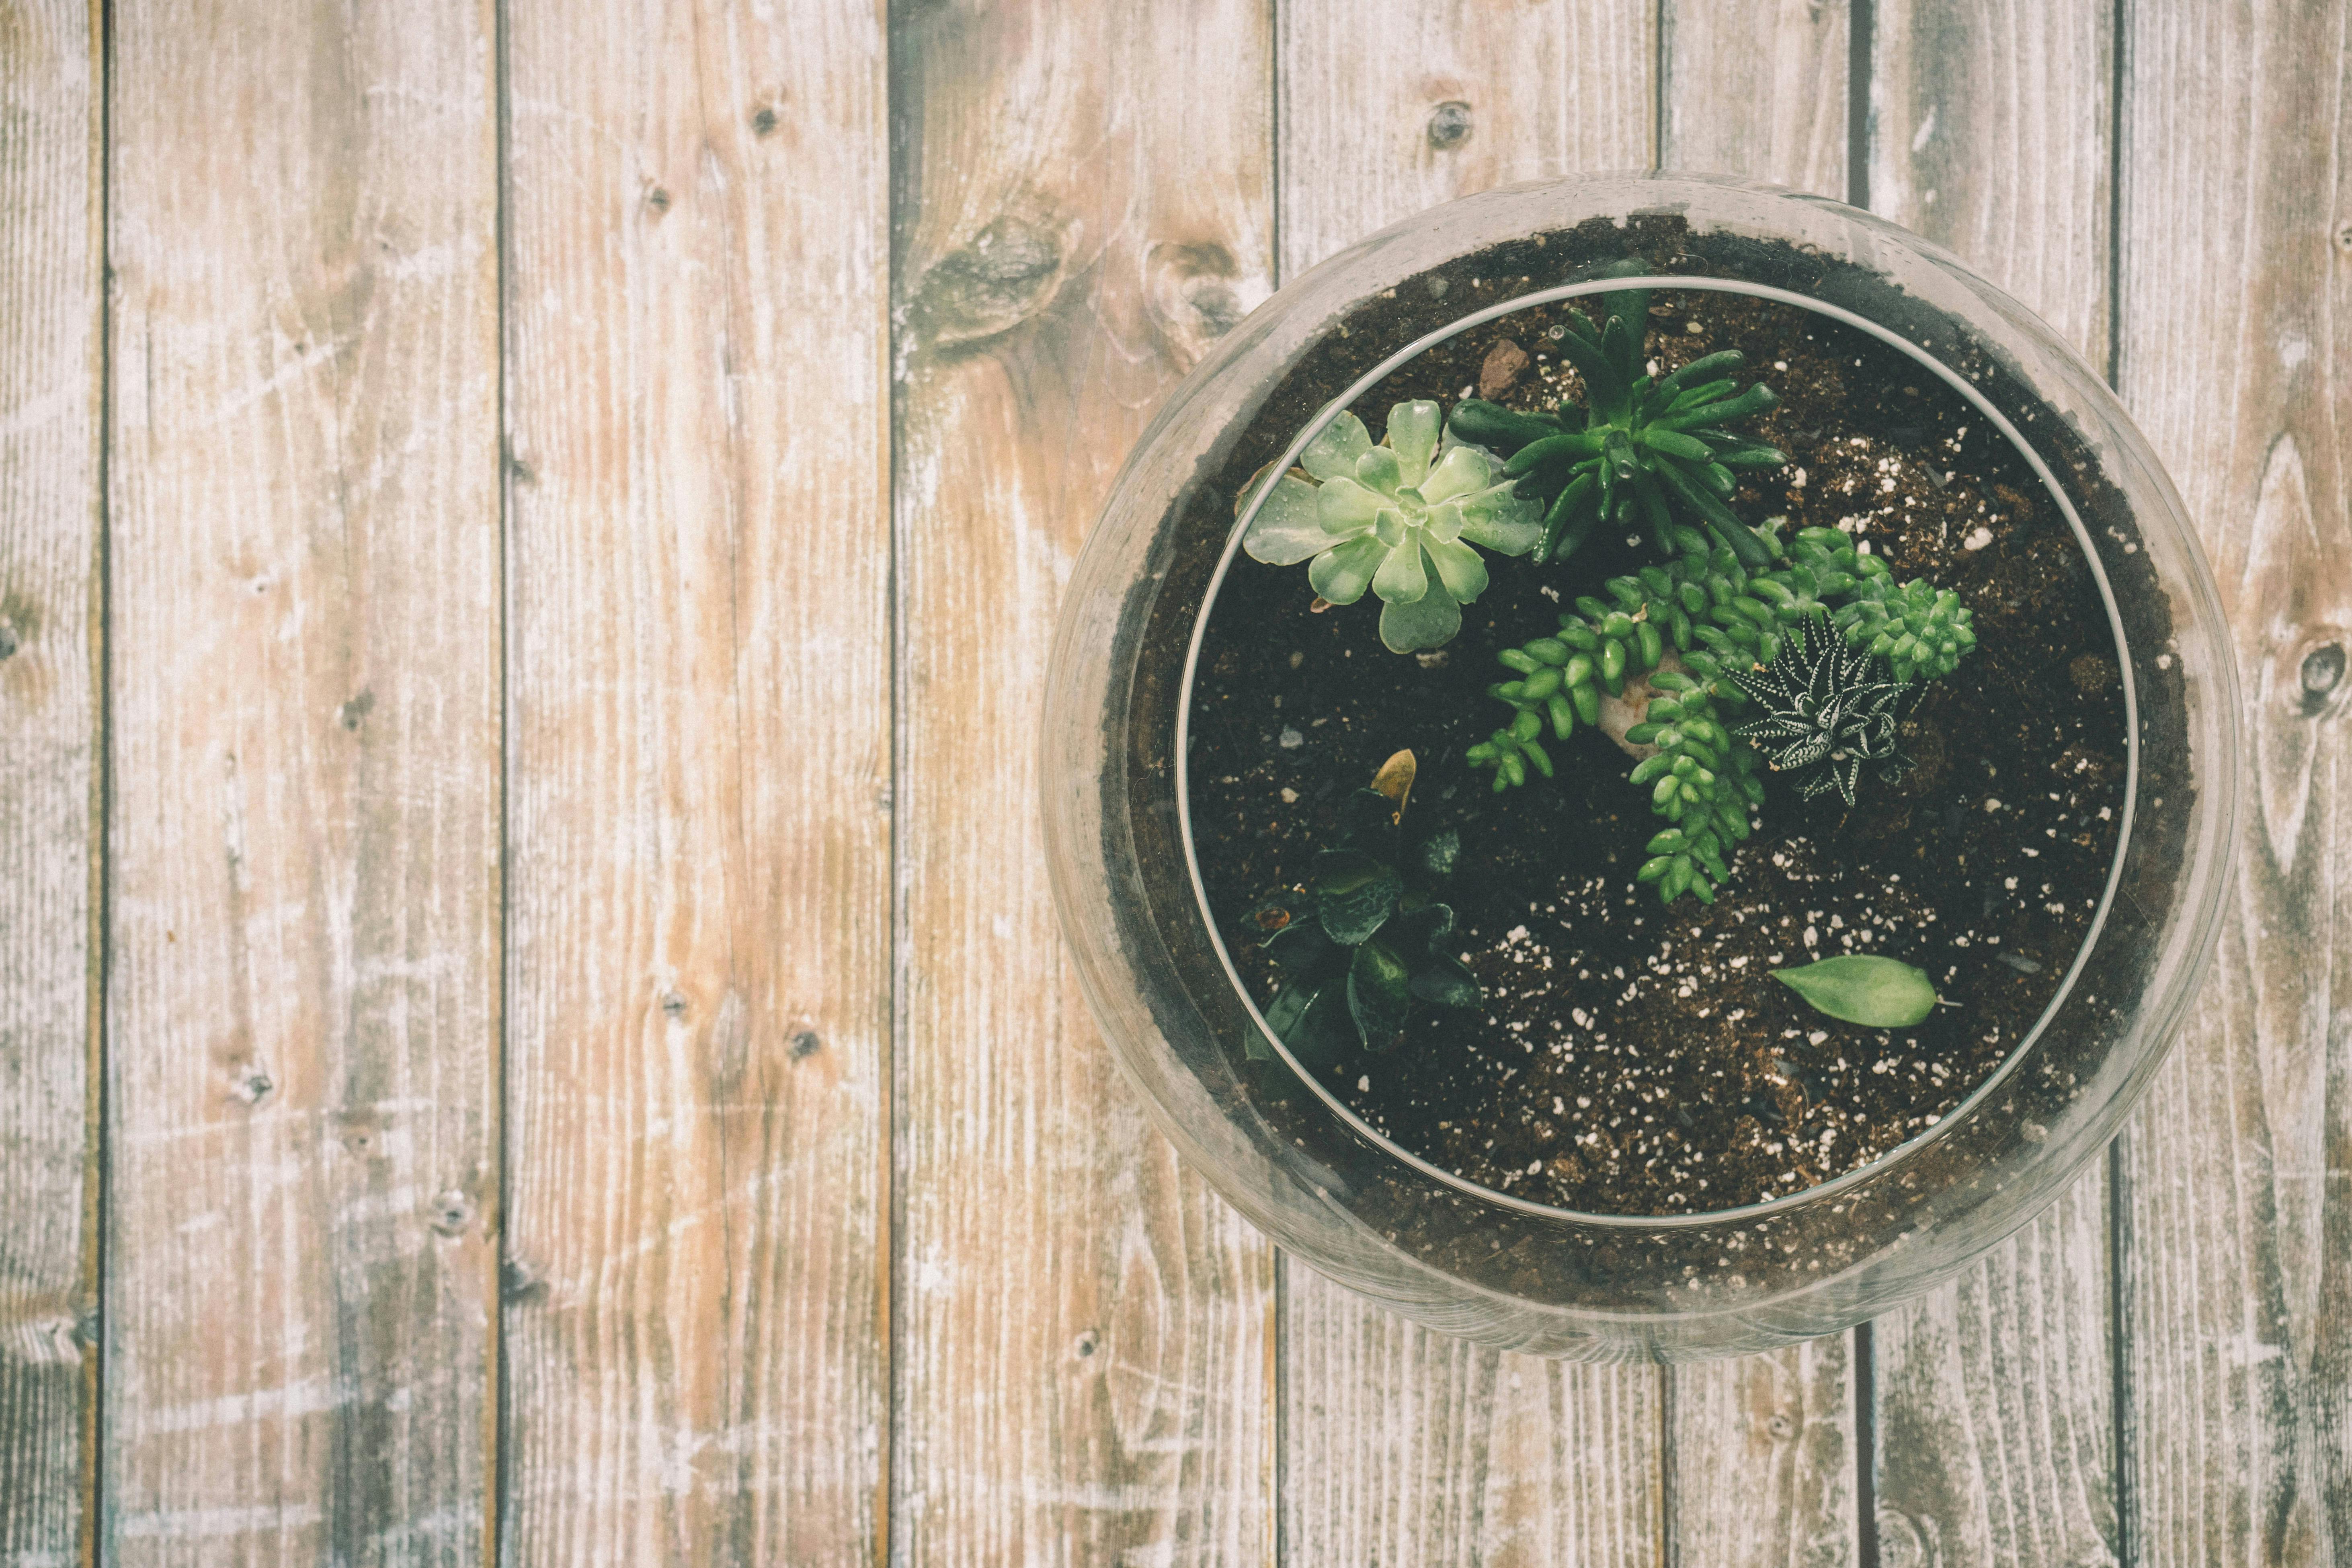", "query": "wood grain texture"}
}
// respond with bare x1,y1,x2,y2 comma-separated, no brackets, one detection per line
1270,8,1666,1565
1868,0,2114,357
889,2,1275,1563
1661,0,1850,197
1669,1333,1854,1568
1871,1177,2116,1568
0,0,98,1560
1280,1273,1660,1568
2116,1,2352,1564
1862,7,2120,1562
499,1,890,1562
1274,0,1658,281
1657,10,1860,1562
104,0,502,1559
